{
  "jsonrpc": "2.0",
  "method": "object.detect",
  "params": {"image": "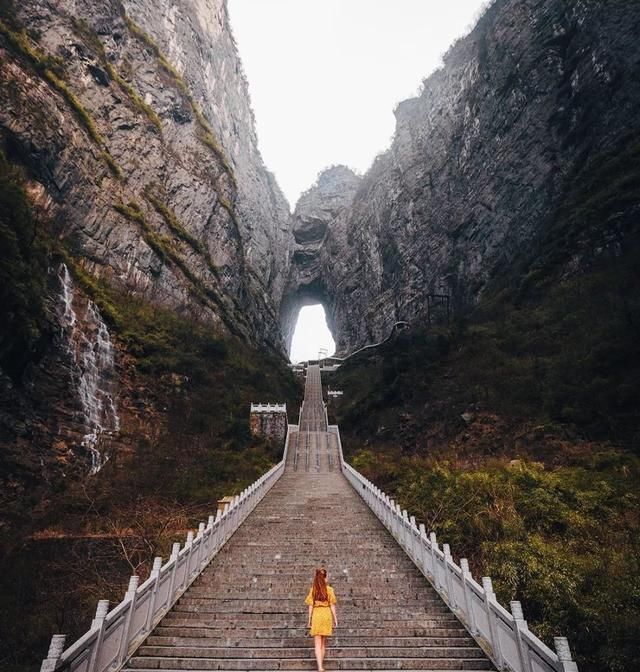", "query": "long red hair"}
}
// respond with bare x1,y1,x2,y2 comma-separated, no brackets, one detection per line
312,567,328,602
